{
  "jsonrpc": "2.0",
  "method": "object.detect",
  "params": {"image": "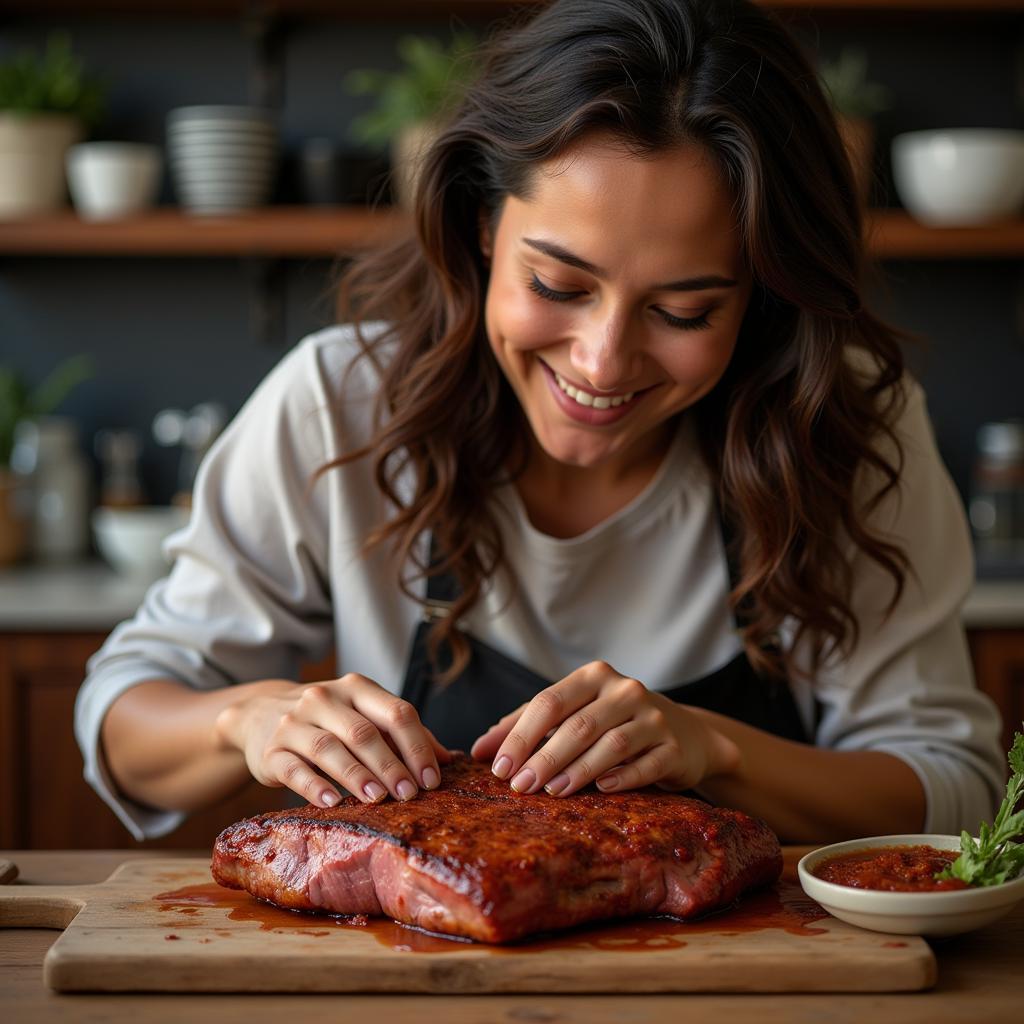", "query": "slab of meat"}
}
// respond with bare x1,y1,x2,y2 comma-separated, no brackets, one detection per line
212,756,781,943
